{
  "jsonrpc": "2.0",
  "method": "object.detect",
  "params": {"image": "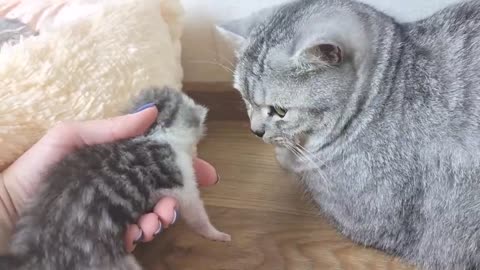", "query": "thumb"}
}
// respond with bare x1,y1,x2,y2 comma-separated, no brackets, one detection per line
69,105,159,146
